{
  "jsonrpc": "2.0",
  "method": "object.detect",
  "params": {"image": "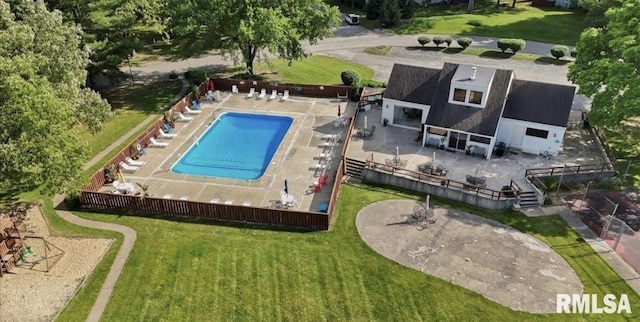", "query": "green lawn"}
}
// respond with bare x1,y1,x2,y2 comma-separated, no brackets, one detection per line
327,0,585,45
63,184,639,321
252,55,375,85
79,79,183,159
